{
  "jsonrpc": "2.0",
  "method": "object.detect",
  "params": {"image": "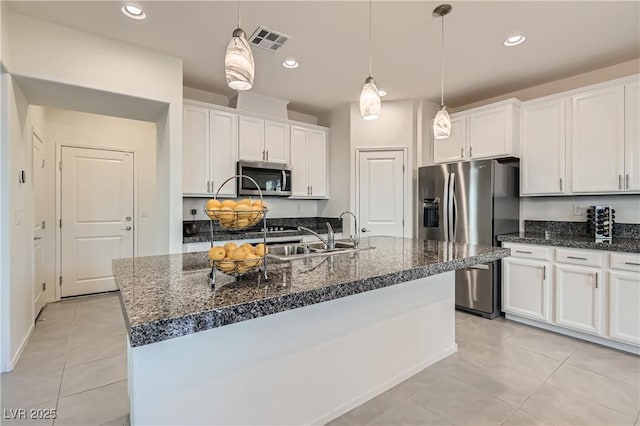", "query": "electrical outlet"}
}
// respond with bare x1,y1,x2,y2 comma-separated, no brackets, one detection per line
573,205,582,216
190,204,198,216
